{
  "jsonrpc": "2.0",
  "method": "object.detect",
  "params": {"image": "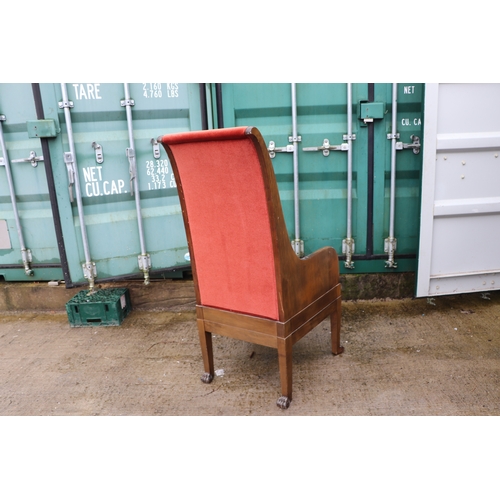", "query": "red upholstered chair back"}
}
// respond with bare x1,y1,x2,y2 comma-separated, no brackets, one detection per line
160,127,280,320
